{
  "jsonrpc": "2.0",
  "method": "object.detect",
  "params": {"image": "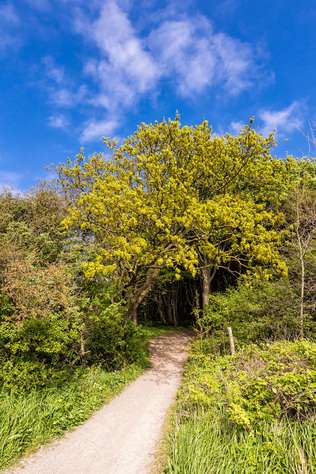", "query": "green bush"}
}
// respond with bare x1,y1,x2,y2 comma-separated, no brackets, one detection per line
0,307,145,390
166,338,316,473
180,339,316,428
86,302,145,369
0,359,65,392
194,281,311,353
0,313,80,392
0,316,79,359
0,189,166,396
